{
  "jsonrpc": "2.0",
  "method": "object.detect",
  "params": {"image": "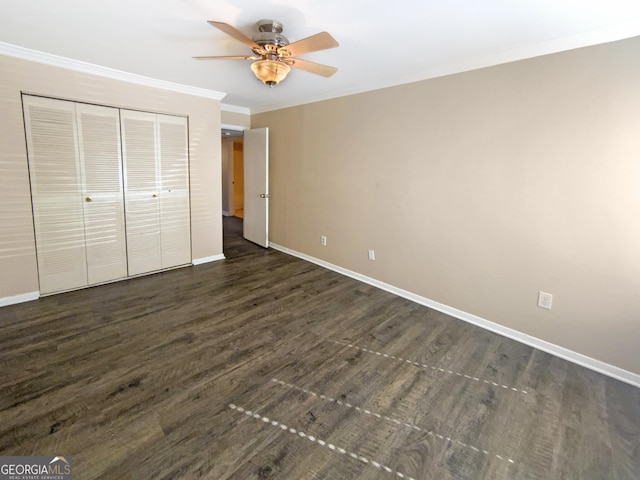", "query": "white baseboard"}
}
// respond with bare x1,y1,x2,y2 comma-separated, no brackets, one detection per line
192,254,226,265
222,211,230,217
0,291,39,307
269,243,640,388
